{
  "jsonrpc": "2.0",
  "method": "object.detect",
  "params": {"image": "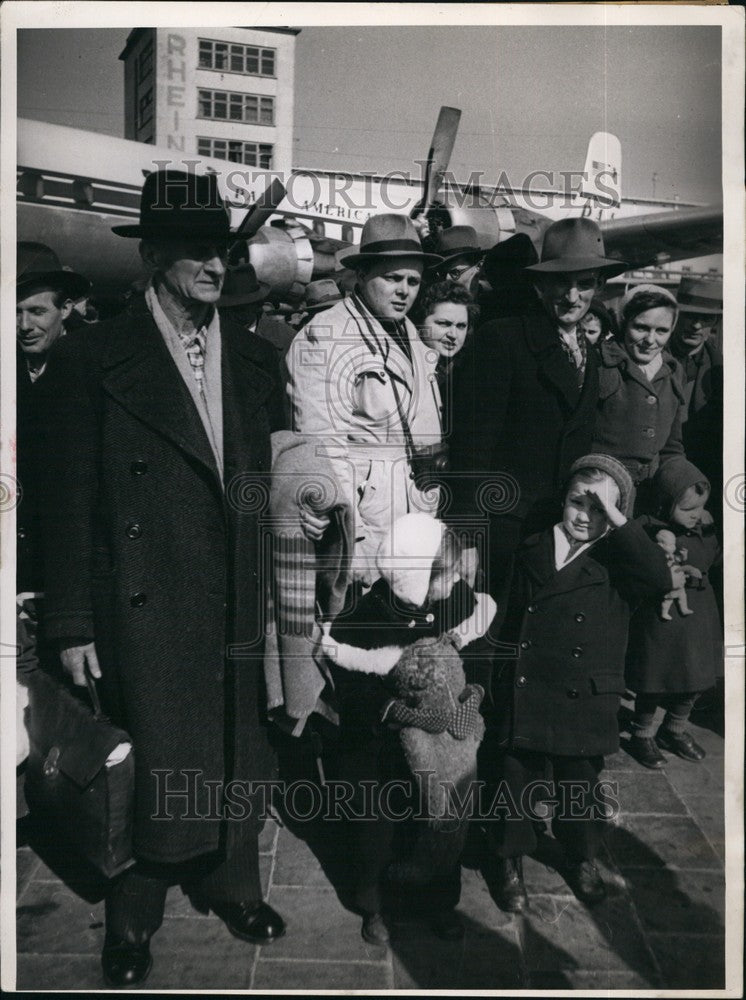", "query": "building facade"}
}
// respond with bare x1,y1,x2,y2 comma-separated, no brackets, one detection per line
120,27,298,177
